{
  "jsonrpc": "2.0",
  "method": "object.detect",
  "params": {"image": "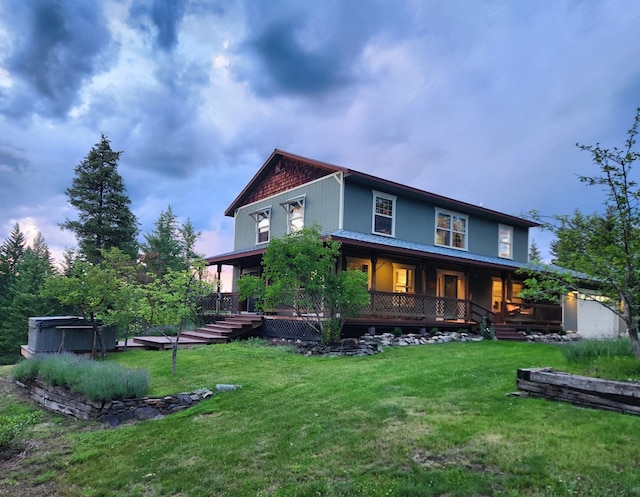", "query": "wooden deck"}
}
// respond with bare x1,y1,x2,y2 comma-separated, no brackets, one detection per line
117,314,264,351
